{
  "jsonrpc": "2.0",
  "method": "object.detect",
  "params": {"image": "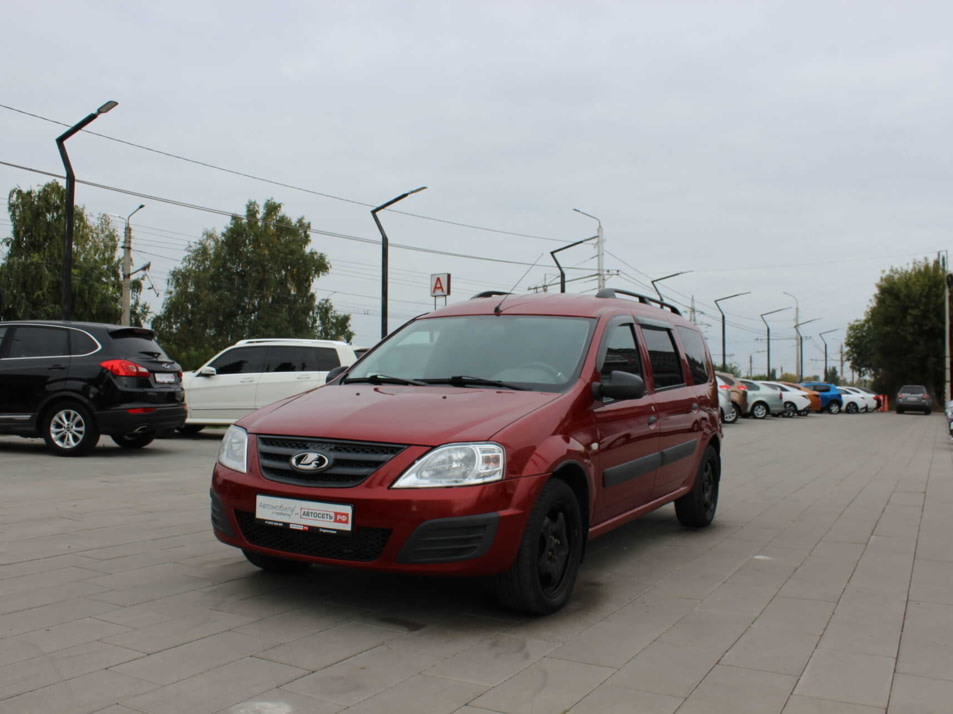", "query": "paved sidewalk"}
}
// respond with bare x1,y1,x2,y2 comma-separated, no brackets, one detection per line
0,412,951,713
